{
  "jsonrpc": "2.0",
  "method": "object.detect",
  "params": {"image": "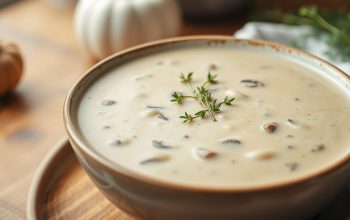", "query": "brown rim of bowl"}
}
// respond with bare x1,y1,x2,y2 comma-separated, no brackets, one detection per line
64,35,350,193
